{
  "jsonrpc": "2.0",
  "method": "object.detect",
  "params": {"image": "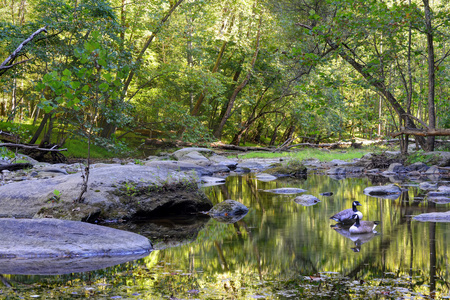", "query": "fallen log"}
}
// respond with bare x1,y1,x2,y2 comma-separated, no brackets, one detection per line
0,143,67,152
391,128,450,137
212,144,273,152
0,163,33,172
283,142,351,150
0,143,67,163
